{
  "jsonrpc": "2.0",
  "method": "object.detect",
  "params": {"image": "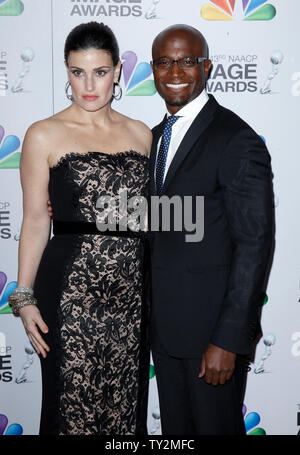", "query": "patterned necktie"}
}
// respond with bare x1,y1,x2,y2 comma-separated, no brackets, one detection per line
155,115,180,195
